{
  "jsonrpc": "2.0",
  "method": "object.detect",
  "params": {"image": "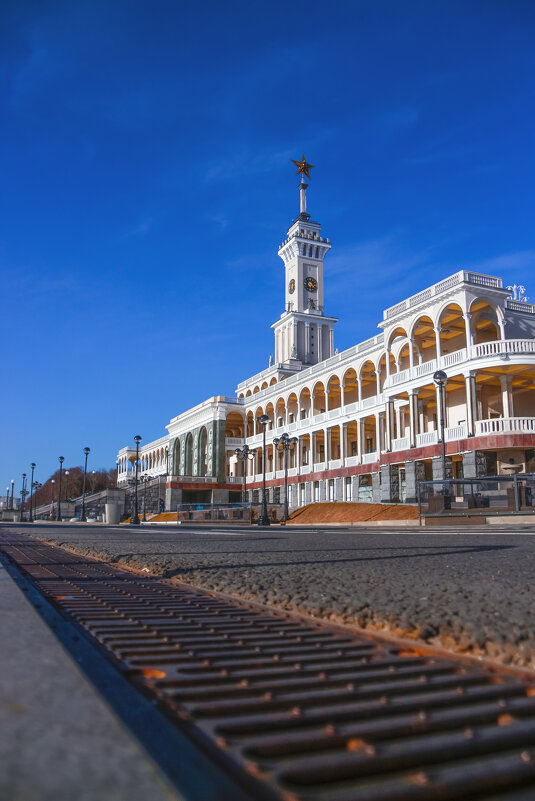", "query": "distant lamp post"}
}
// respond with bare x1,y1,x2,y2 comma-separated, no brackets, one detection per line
28,462,36,522
10,480,14,510
51,479,55,518
256,415,270,526
32,482,42,518
433,370,448,484
273,432,298,522
132,435,142,524
20,473,27,522
64,470,69,500
81,447,90,522
140,475,149,522
91,470,96,494
57,457,64,521
234,444,257,504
